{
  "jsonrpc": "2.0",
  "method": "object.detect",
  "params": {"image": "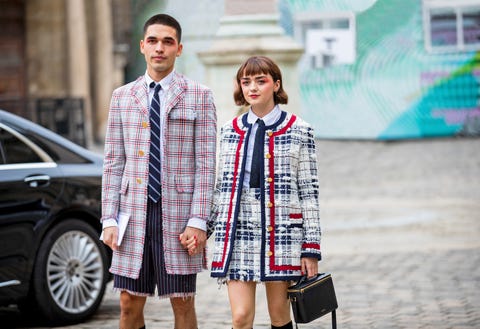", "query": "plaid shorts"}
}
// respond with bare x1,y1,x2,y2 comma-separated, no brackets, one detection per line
113,198,196,298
